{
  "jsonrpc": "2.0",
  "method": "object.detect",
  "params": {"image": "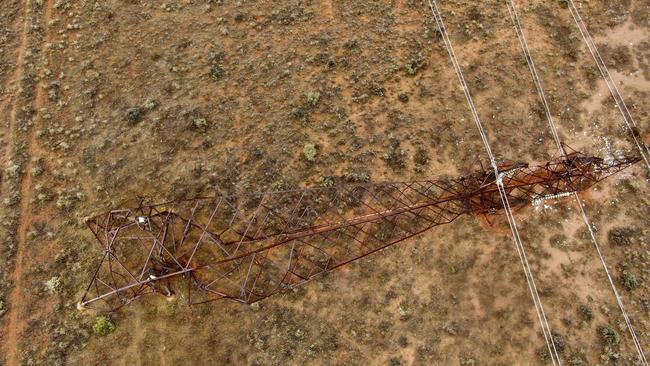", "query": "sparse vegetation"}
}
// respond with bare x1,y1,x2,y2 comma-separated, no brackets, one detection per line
0,0,647,364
